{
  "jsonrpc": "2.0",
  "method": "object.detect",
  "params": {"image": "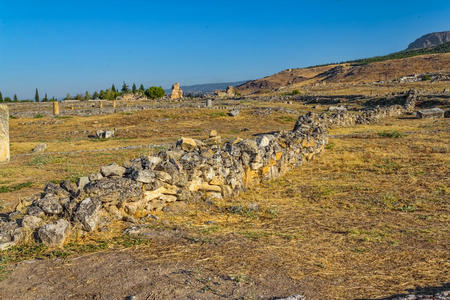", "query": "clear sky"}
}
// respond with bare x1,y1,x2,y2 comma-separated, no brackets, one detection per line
0,0,449,99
